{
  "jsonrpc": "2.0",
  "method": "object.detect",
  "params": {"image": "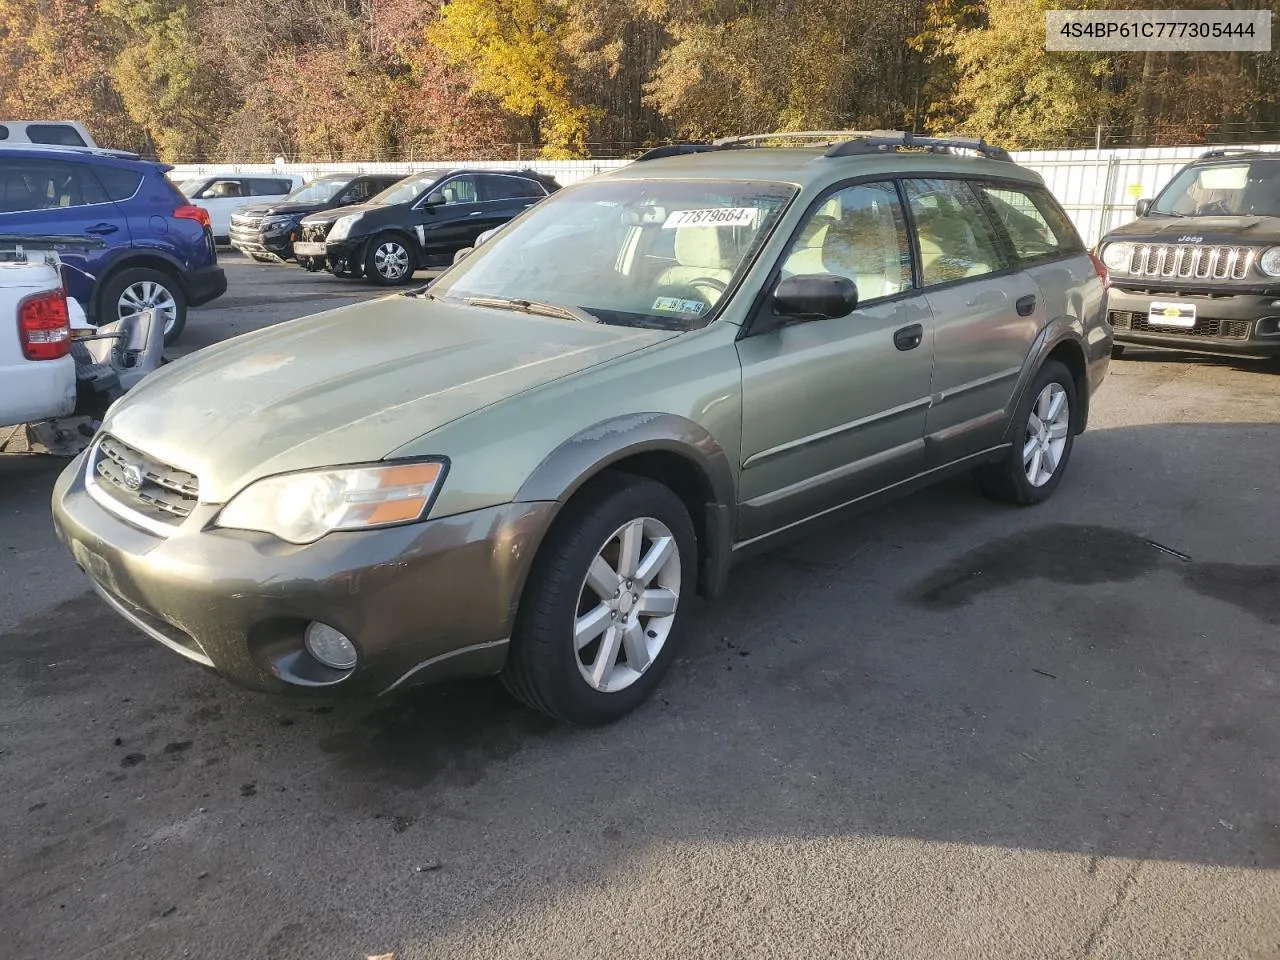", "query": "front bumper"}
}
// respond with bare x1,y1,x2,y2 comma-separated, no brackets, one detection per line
323,237,367,276
186,264,227,307
52,451,556,695
1107,285,1280,357
229,227,294,261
